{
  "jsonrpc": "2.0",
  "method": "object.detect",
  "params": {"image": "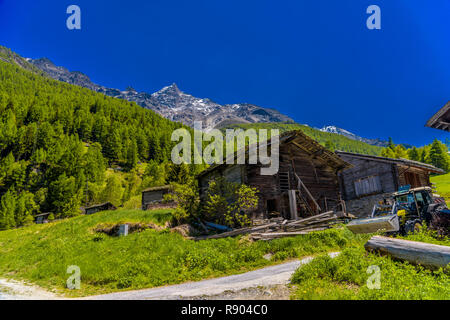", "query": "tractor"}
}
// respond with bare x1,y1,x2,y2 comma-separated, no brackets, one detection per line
347,186,450,235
